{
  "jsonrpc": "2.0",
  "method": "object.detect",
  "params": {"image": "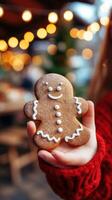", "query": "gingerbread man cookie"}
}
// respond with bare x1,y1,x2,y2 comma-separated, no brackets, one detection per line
24,73,90,150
